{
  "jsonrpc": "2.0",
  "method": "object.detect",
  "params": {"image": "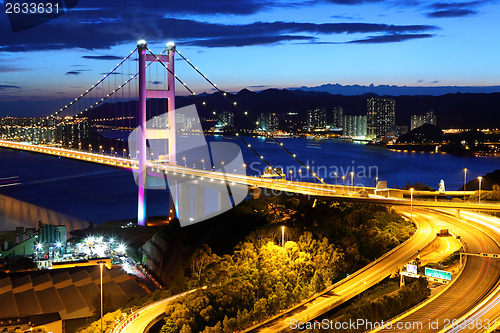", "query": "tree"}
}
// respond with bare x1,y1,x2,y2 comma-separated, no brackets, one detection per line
91,293,114,318
161,319,180,333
